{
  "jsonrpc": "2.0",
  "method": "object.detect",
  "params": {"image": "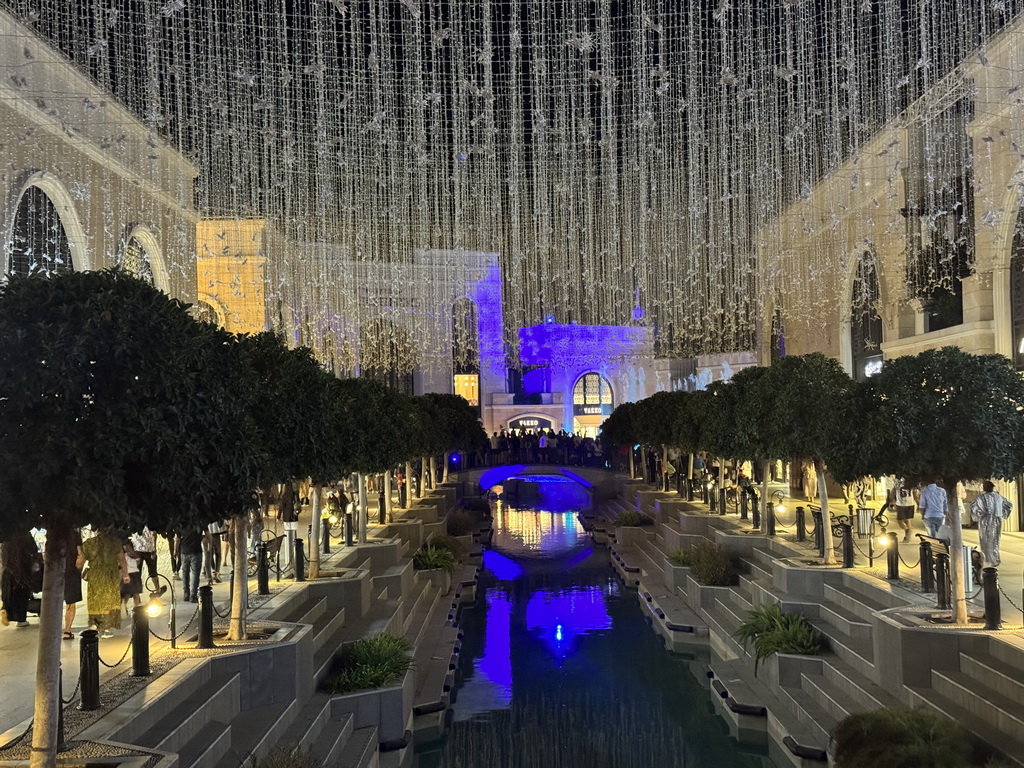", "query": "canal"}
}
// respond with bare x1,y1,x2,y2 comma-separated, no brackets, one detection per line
417,476,768,768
